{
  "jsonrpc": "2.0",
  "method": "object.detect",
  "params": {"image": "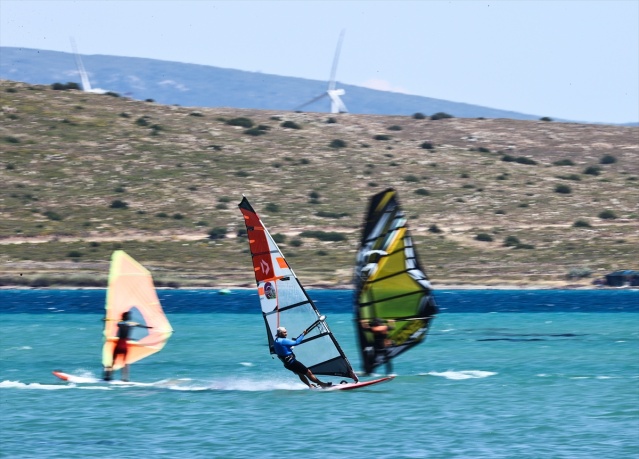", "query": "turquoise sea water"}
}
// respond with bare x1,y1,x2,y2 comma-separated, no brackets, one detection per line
1,289,638,459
